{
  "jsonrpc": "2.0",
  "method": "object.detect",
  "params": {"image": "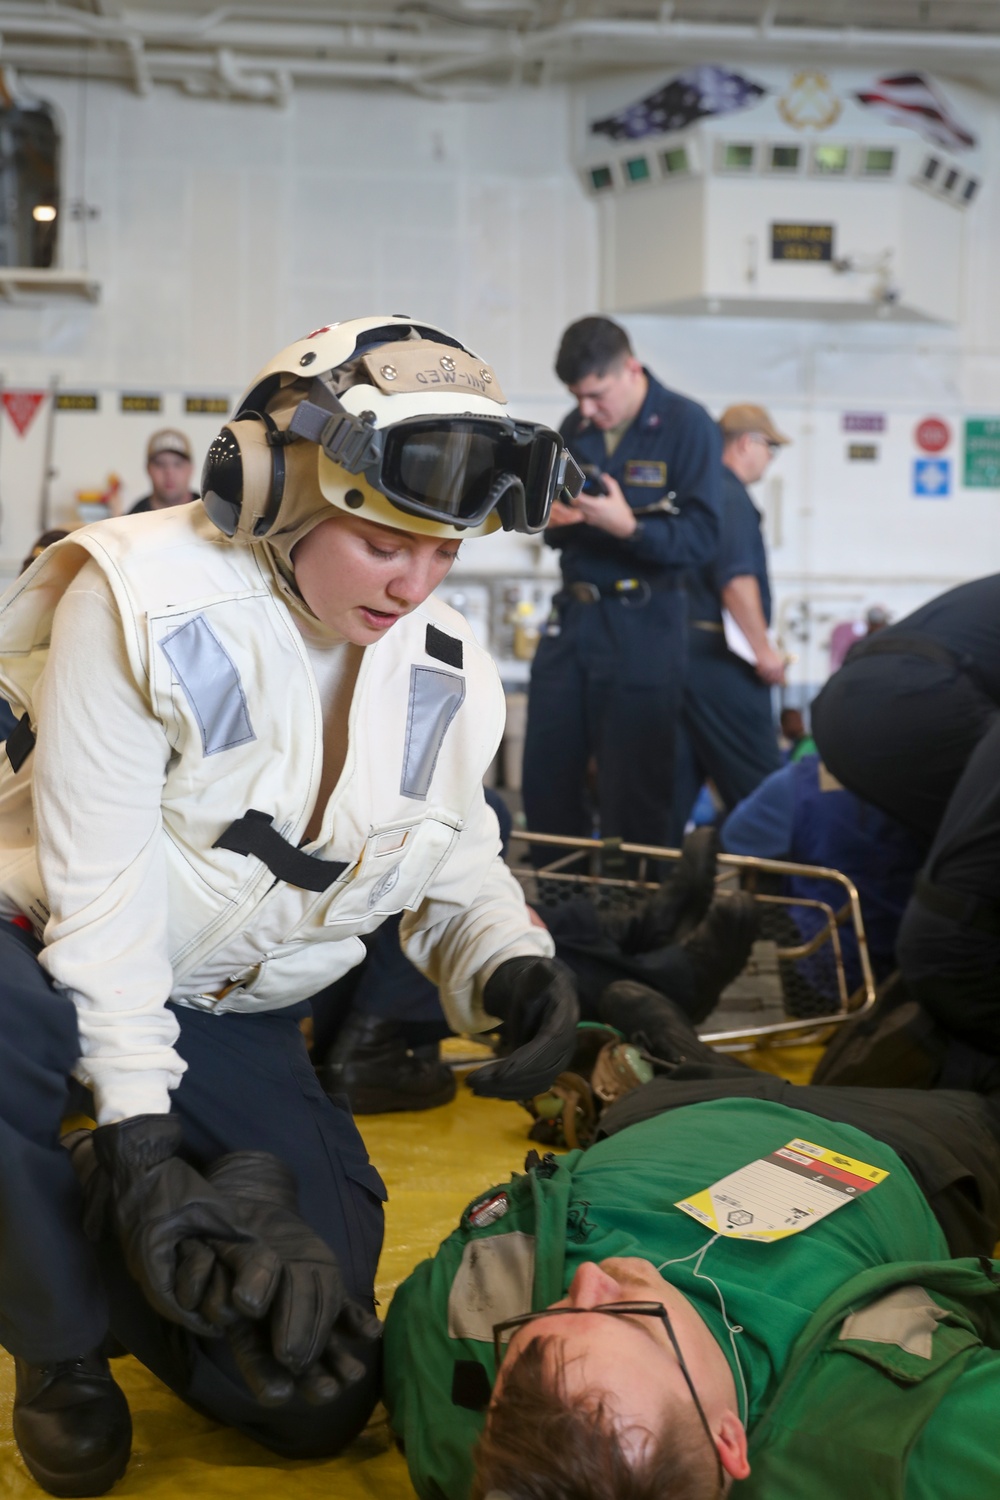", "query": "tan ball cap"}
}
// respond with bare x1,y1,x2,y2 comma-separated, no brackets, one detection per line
719,404,791,446
147,428,193,462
